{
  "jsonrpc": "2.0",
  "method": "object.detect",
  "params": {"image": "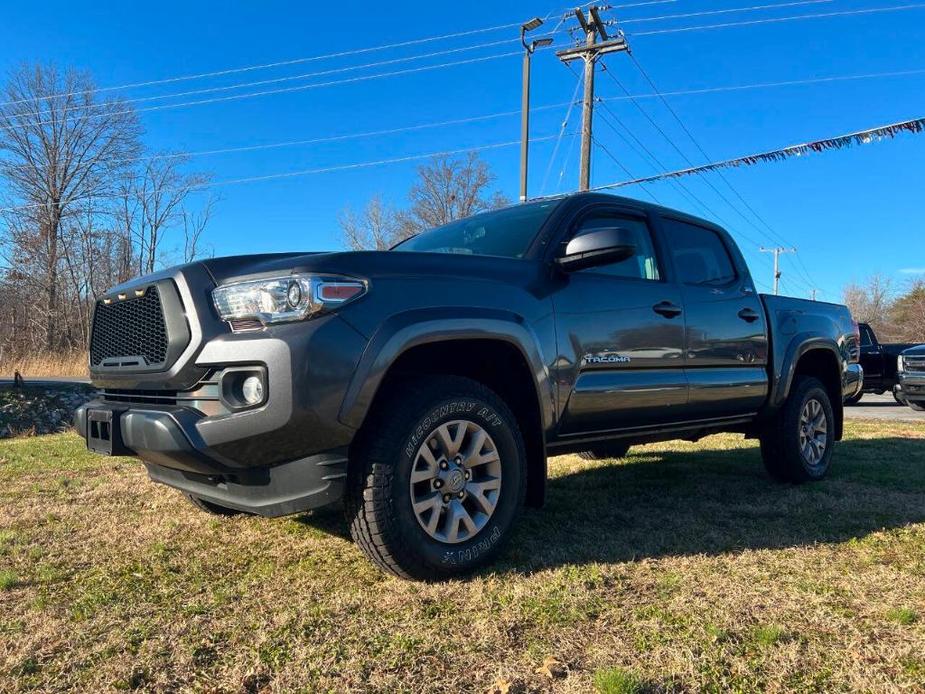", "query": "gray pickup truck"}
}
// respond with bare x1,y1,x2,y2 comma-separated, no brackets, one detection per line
898,345,925,411
76,193,862,579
